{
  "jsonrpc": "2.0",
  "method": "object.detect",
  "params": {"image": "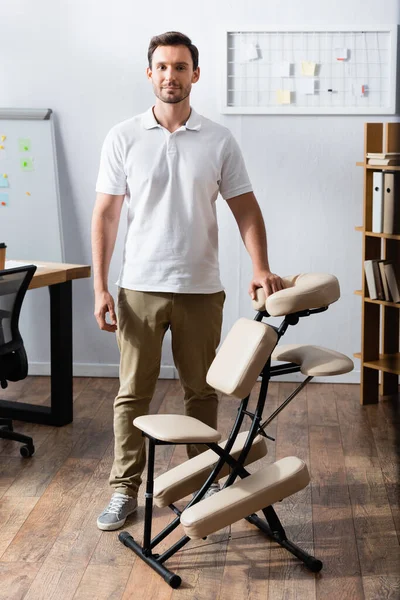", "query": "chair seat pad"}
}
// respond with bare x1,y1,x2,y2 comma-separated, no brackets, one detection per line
272,344,354,376
133,414,221,444
252,273,340,316
180,456,310,539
